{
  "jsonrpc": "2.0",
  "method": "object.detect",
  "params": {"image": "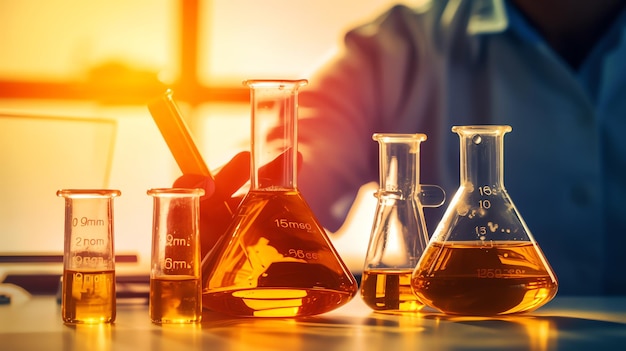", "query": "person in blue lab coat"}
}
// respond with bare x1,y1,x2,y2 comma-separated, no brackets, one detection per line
178,0,626,296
